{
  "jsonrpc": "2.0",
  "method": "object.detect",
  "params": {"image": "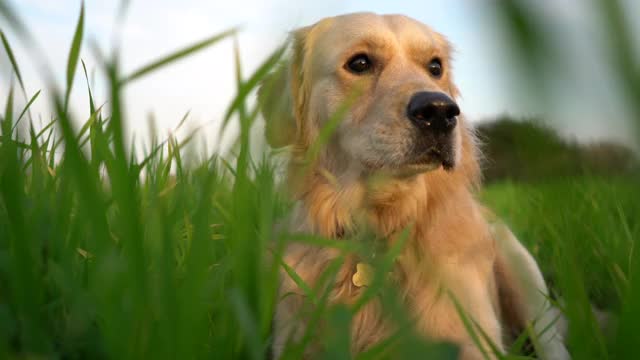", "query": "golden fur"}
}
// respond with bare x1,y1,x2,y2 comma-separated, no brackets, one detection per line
259,13,569,360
